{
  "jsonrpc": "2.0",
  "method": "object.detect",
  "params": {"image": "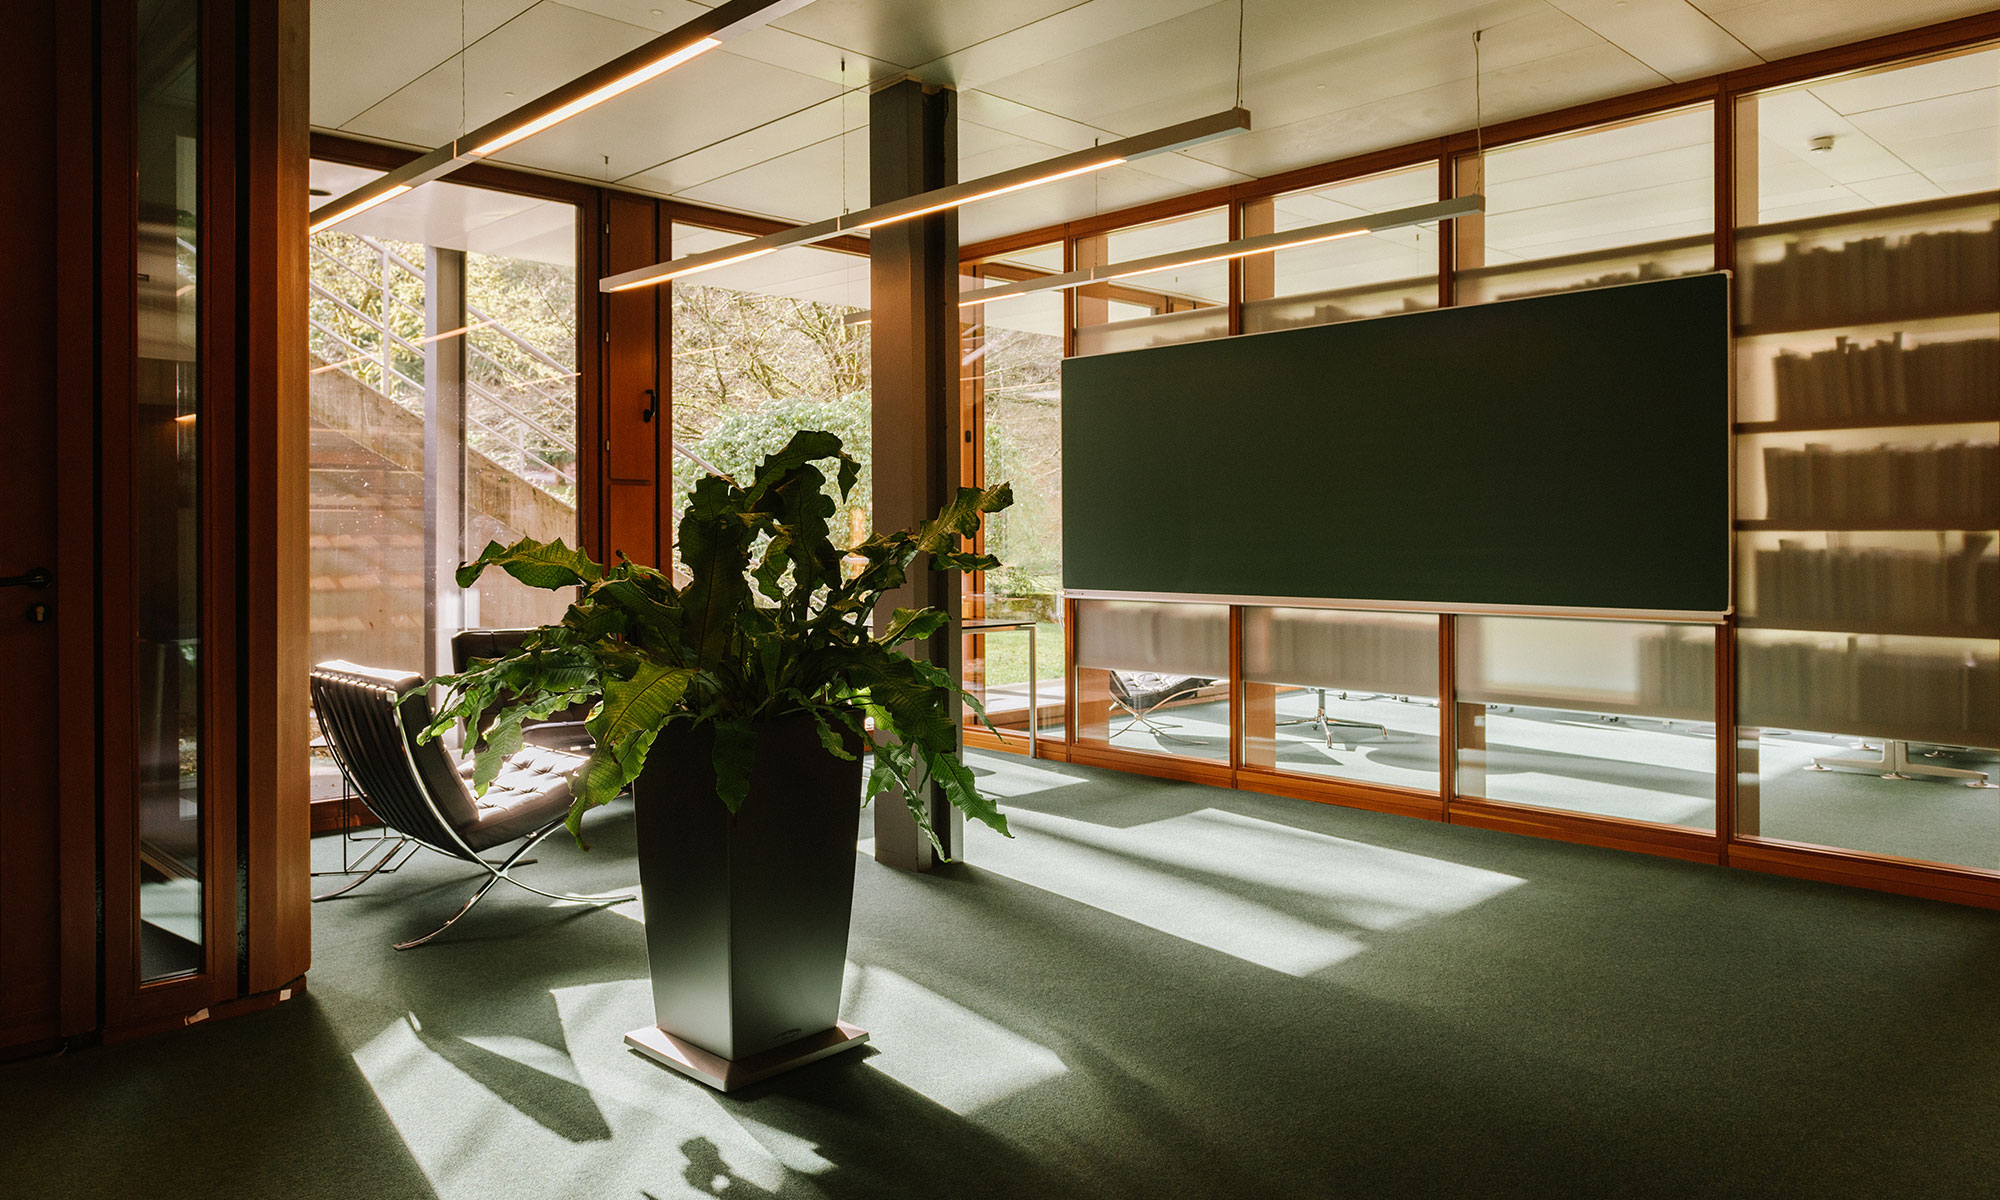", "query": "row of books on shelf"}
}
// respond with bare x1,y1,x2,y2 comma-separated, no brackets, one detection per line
1737,636,1998,742
1636,629,1715,714
1750,538,1998,632
1490,258,1691,304
1247,294,1431,333
1743,221,2000,328
1769,334,1998,424
1760,441,2000,526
